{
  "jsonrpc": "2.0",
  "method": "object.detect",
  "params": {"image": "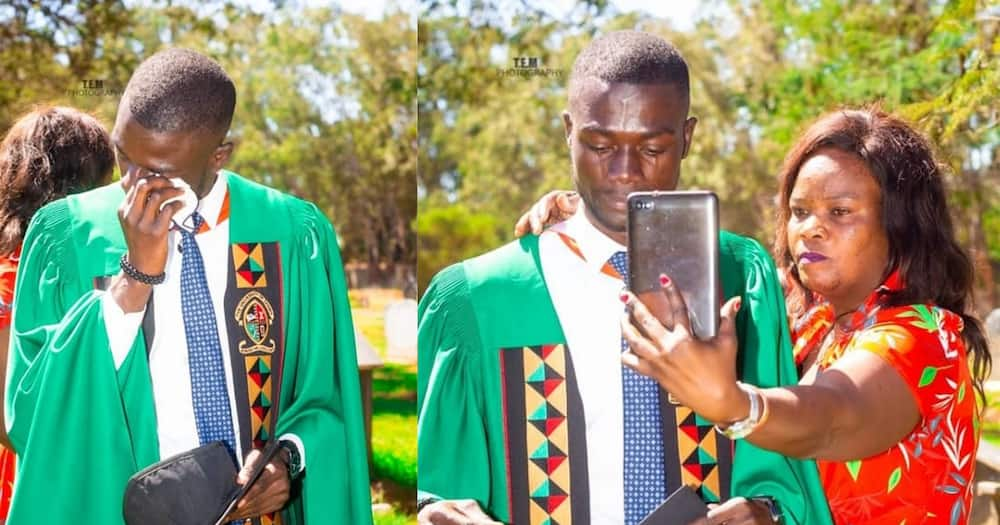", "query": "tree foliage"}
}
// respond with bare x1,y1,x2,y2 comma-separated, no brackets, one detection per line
0,0,416,281
418,0,999,310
